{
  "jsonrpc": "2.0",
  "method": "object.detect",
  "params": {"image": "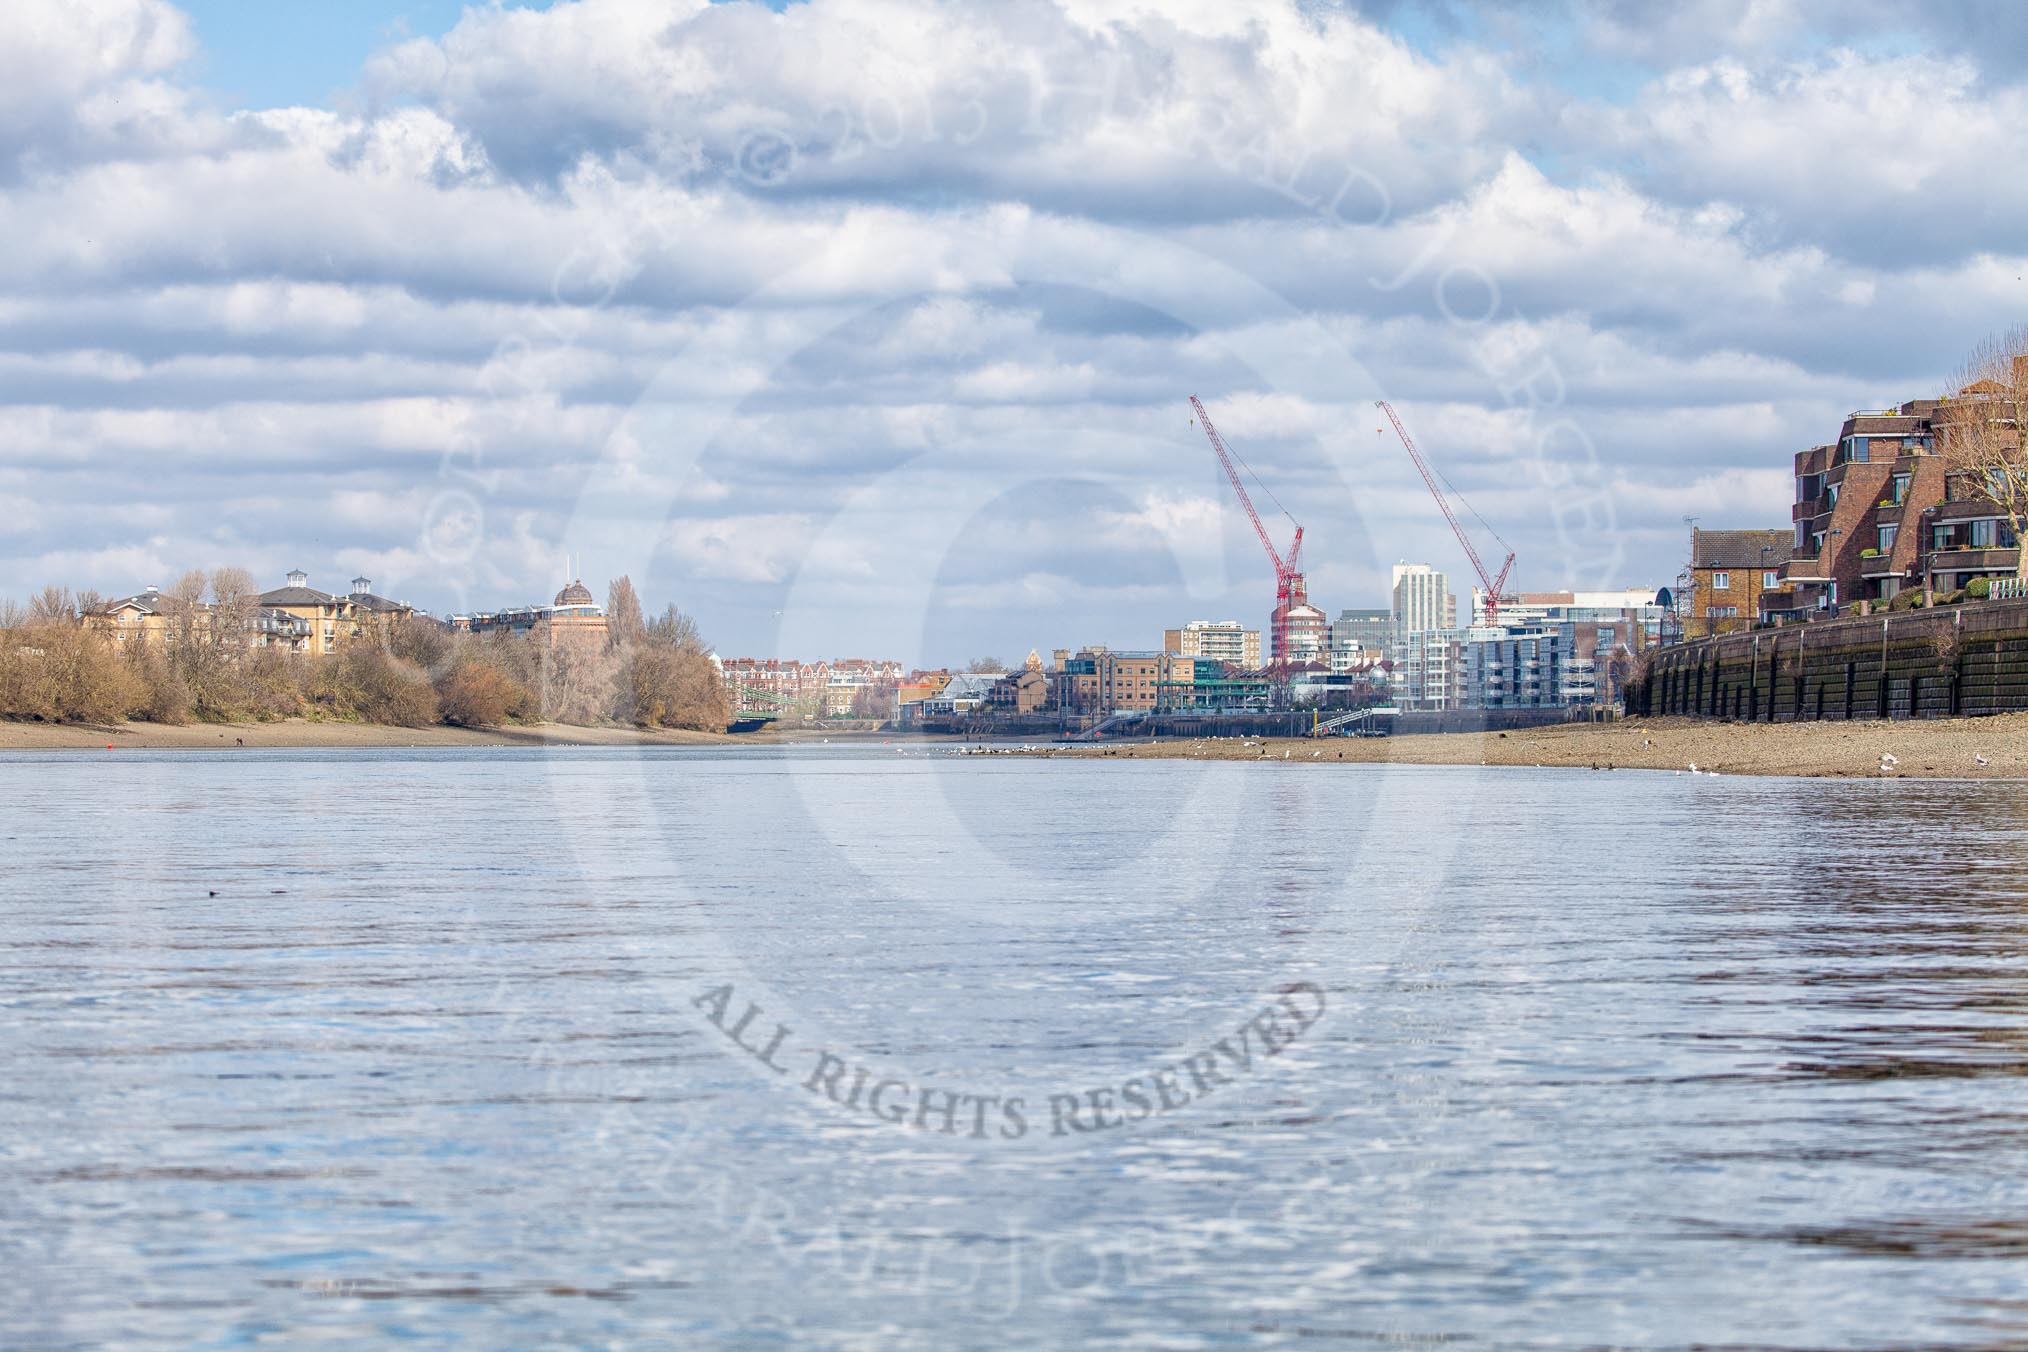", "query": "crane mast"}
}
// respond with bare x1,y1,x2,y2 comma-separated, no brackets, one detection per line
1375,400,1515,625
1190,395,1305,665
